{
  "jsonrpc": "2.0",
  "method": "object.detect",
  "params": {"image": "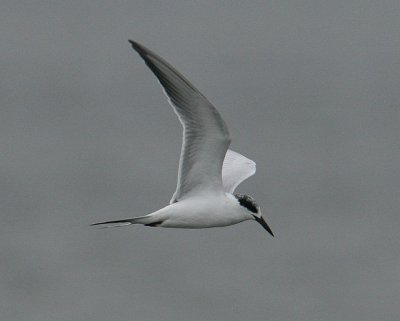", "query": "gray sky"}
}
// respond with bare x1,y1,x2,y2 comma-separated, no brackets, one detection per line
1,0,400,320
